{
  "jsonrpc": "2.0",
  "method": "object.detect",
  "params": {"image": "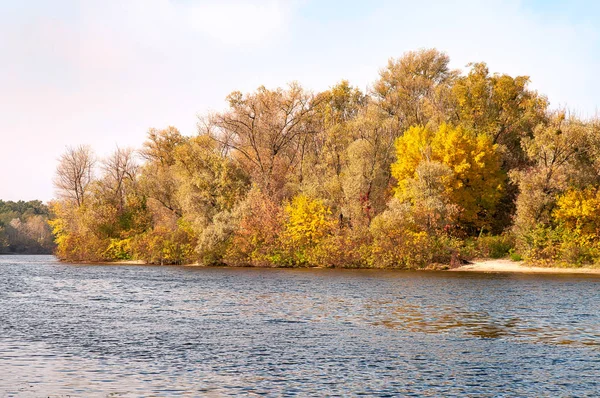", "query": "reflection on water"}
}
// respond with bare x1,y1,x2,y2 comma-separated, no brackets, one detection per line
1,255,599,396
